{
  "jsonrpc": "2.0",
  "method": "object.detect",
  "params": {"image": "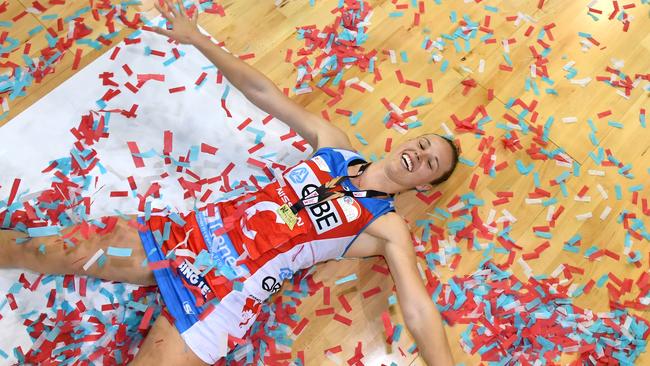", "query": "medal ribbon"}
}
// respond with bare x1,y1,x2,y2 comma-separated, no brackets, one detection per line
288,162,393,215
